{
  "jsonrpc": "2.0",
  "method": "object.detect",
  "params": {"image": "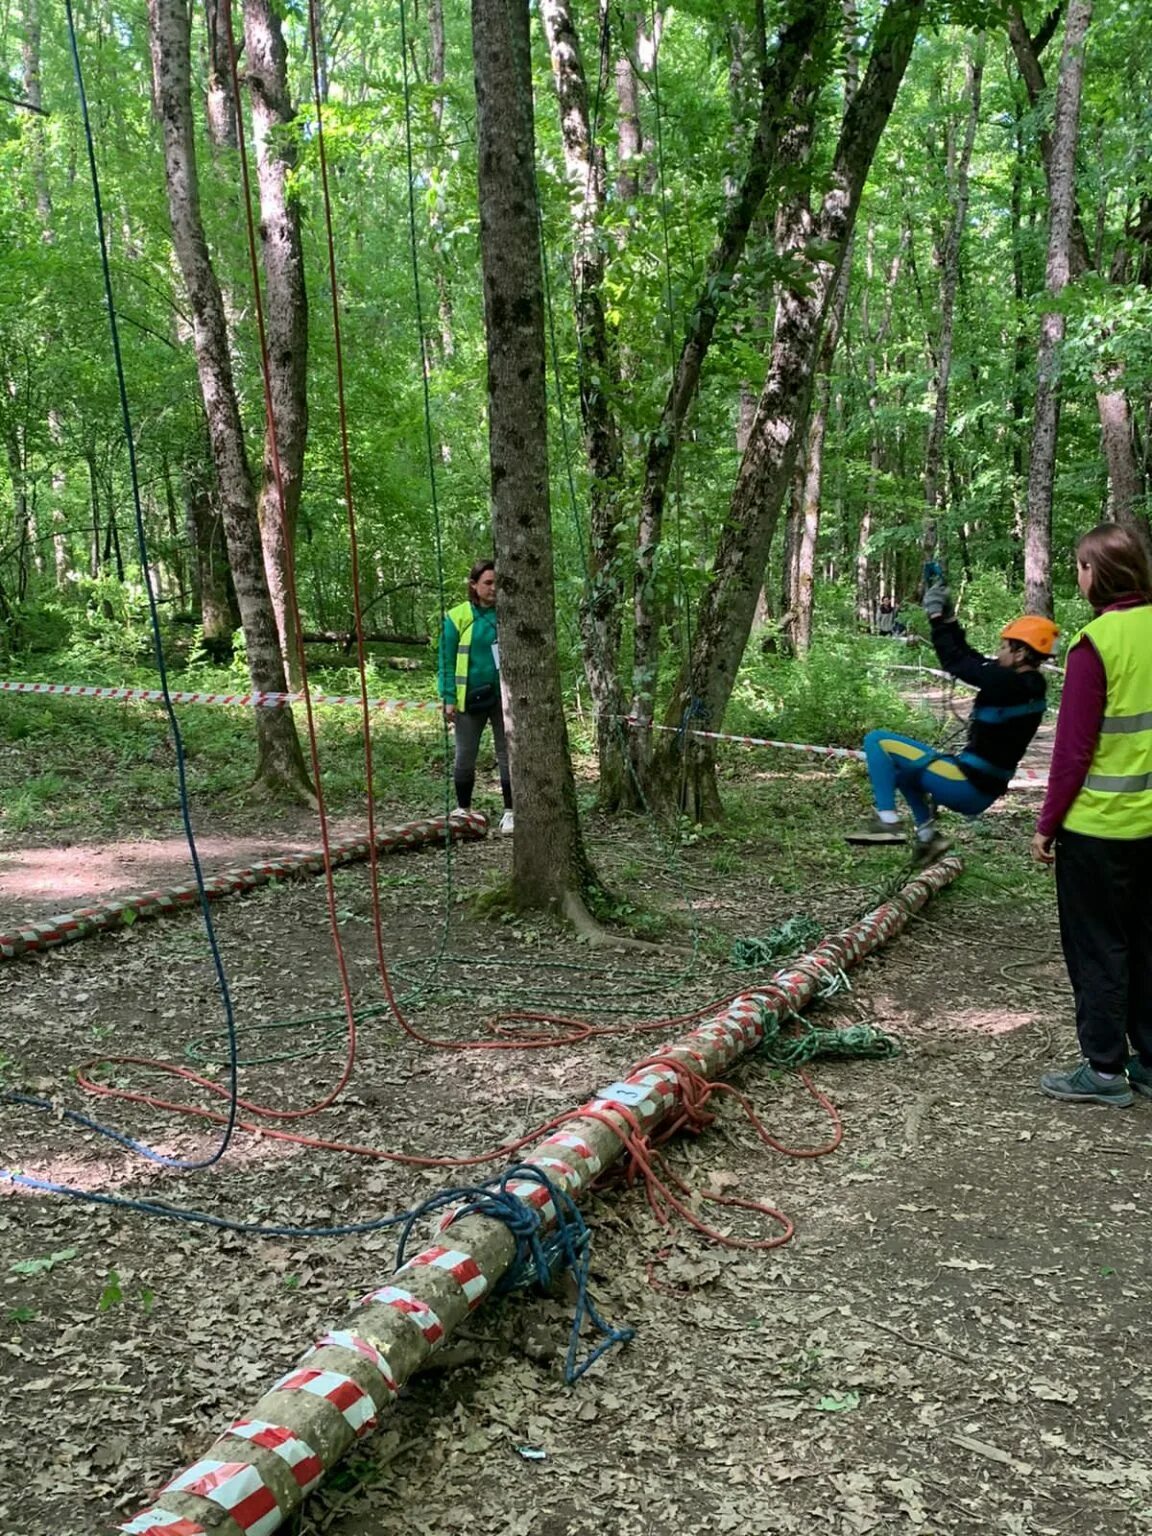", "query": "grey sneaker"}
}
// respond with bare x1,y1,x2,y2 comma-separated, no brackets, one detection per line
1127,1056,1152,1100
1041,1060,1134,1107
845,815,905,846
911,830,952,868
